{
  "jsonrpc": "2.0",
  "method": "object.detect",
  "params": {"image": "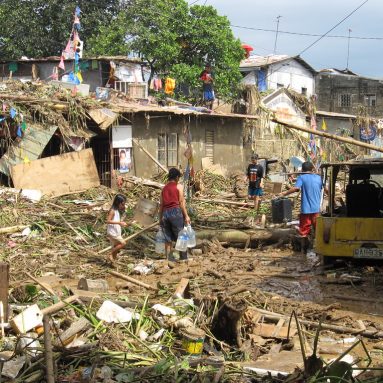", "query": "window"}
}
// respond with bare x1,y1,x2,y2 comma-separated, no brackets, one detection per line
339,94,351,107
364,94,376,107
277,83,284,89
301,87,307,96
205,130,214,164
157,133,178,167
